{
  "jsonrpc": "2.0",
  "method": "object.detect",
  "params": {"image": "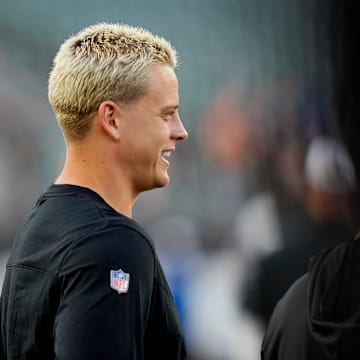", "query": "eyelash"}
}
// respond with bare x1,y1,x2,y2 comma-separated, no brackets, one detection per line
163,113,174,121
